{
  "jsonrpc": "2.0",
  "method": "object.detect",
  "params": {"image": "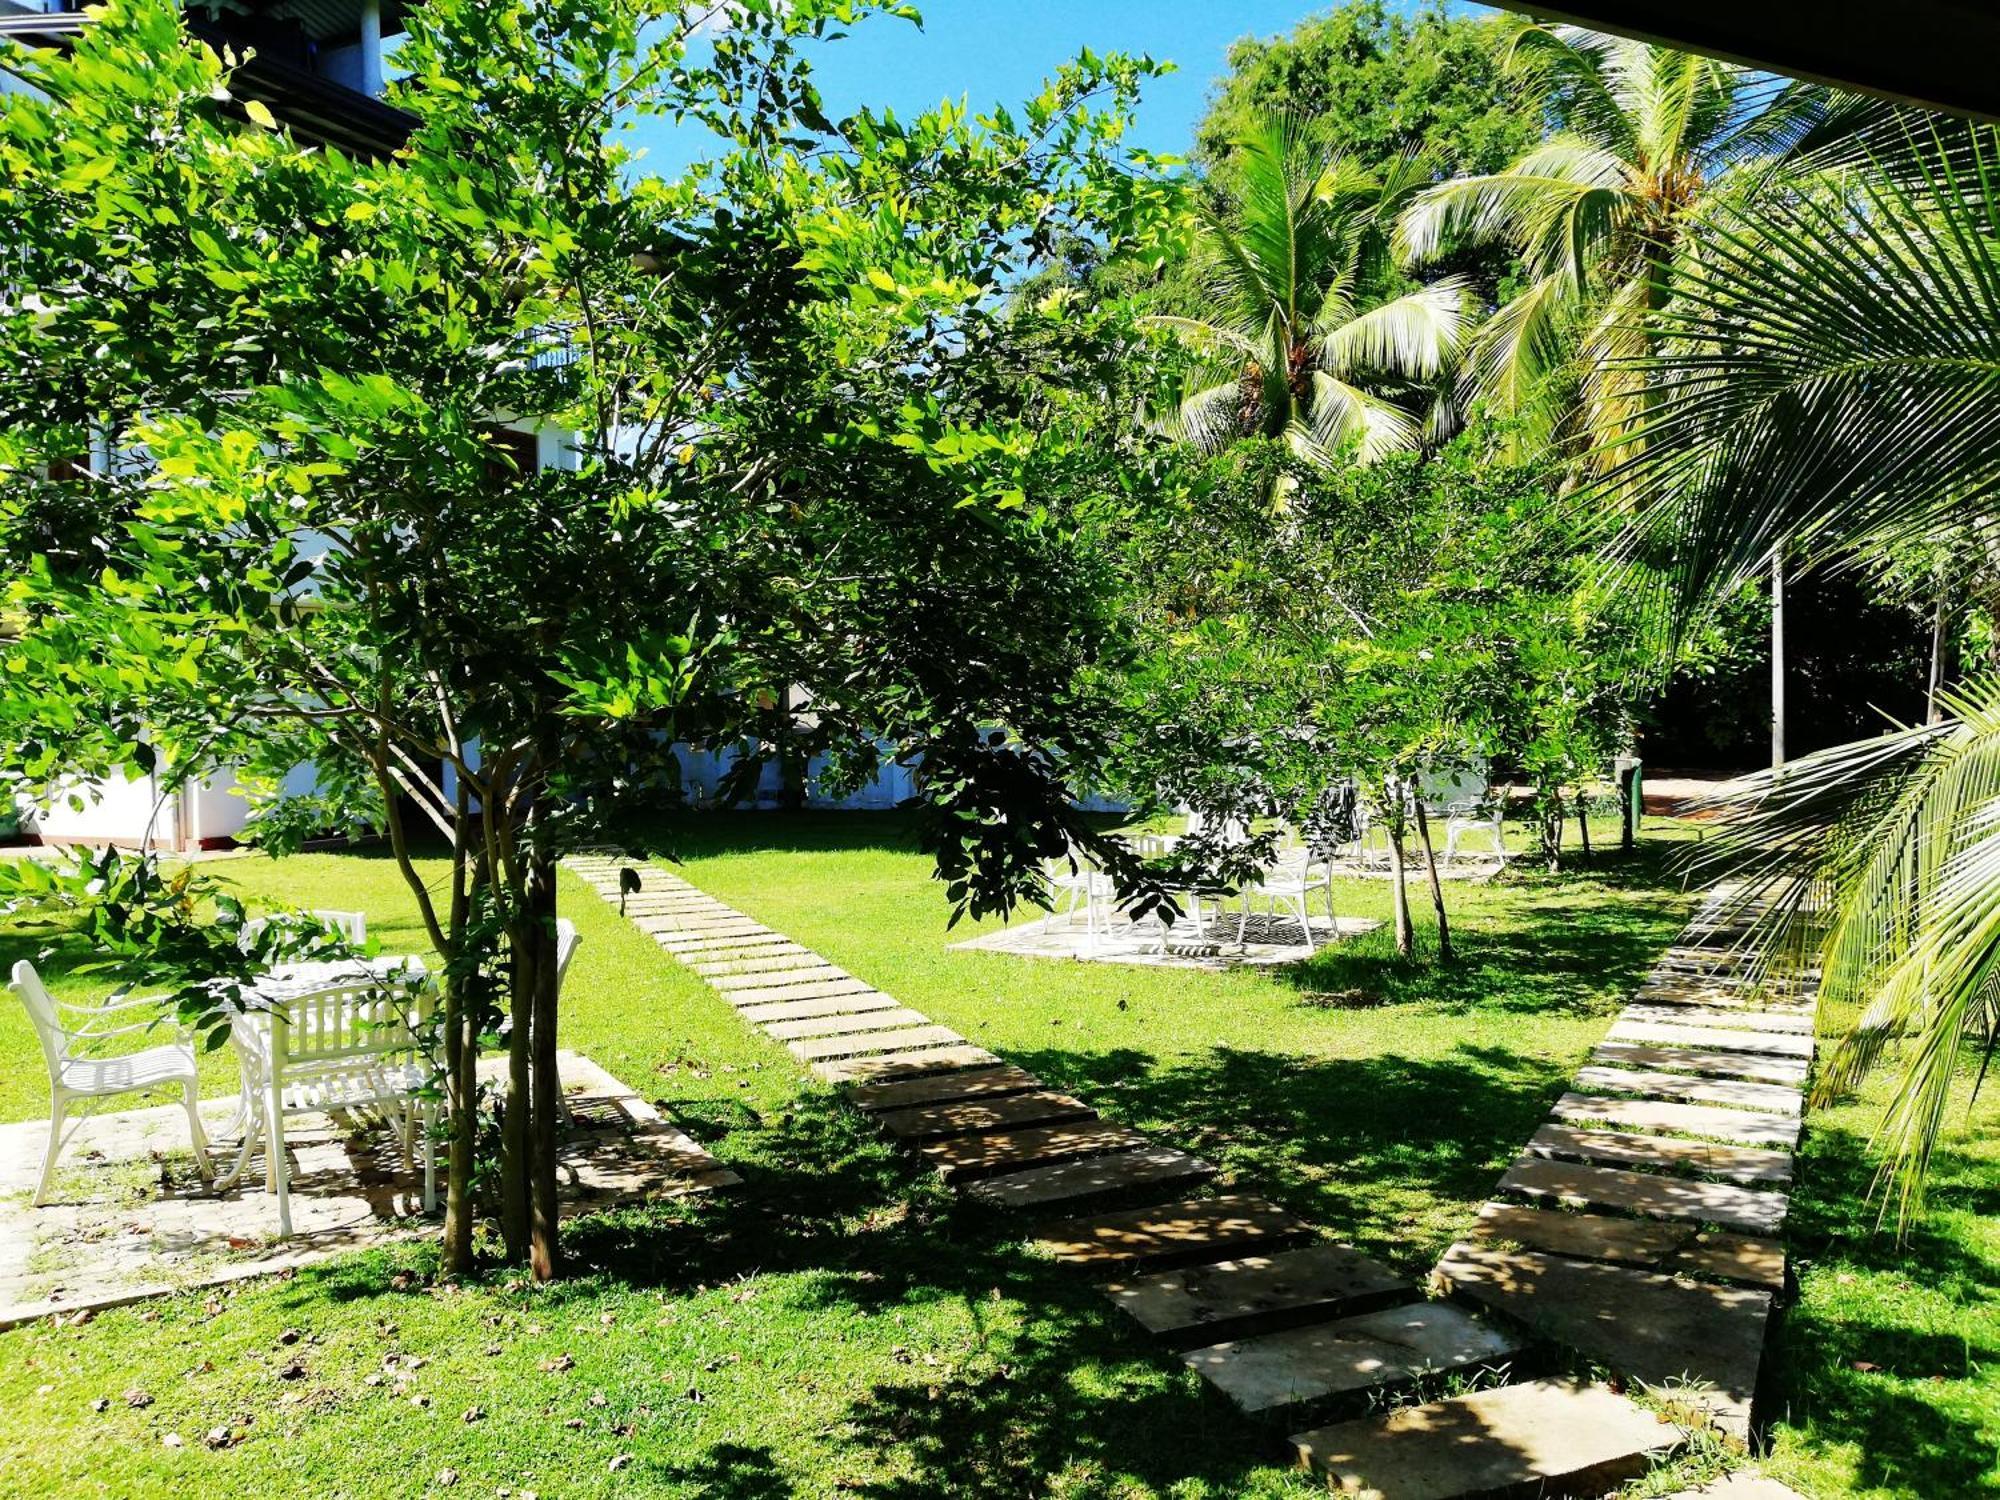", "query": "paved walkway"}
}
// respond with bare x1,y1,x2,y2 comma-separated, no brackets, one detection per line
0,1051,734,1328
567,856,1812,1498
